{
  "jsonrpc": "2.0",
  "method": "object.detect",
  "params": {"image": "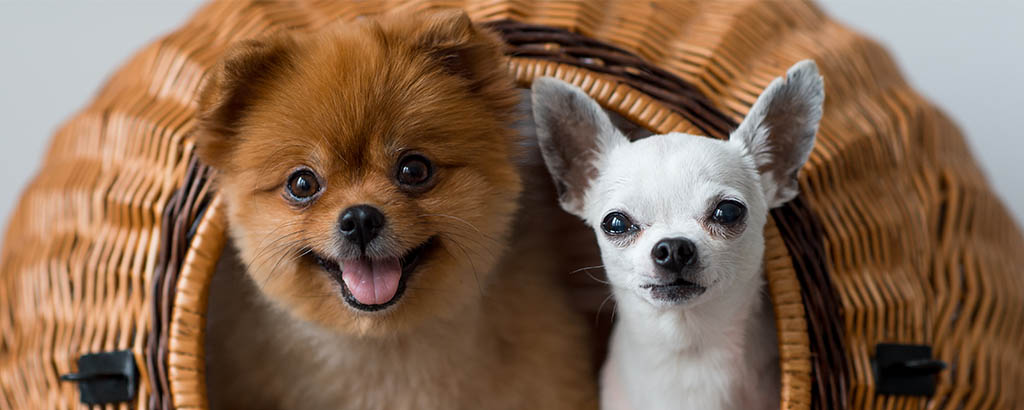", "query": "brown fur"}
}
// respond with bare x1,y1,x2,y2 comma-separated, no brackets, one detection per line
195,9,596,410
